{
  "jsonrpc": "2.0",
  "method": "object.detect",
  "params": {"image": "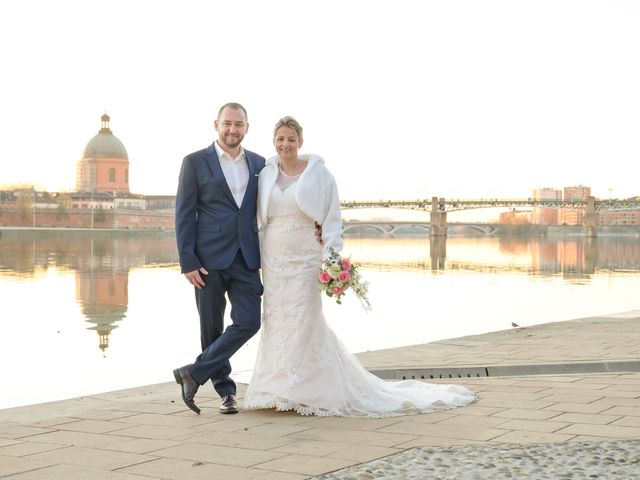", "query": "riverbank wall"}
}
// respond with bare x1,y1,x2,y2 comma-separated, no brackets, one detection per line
0,208,174,230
